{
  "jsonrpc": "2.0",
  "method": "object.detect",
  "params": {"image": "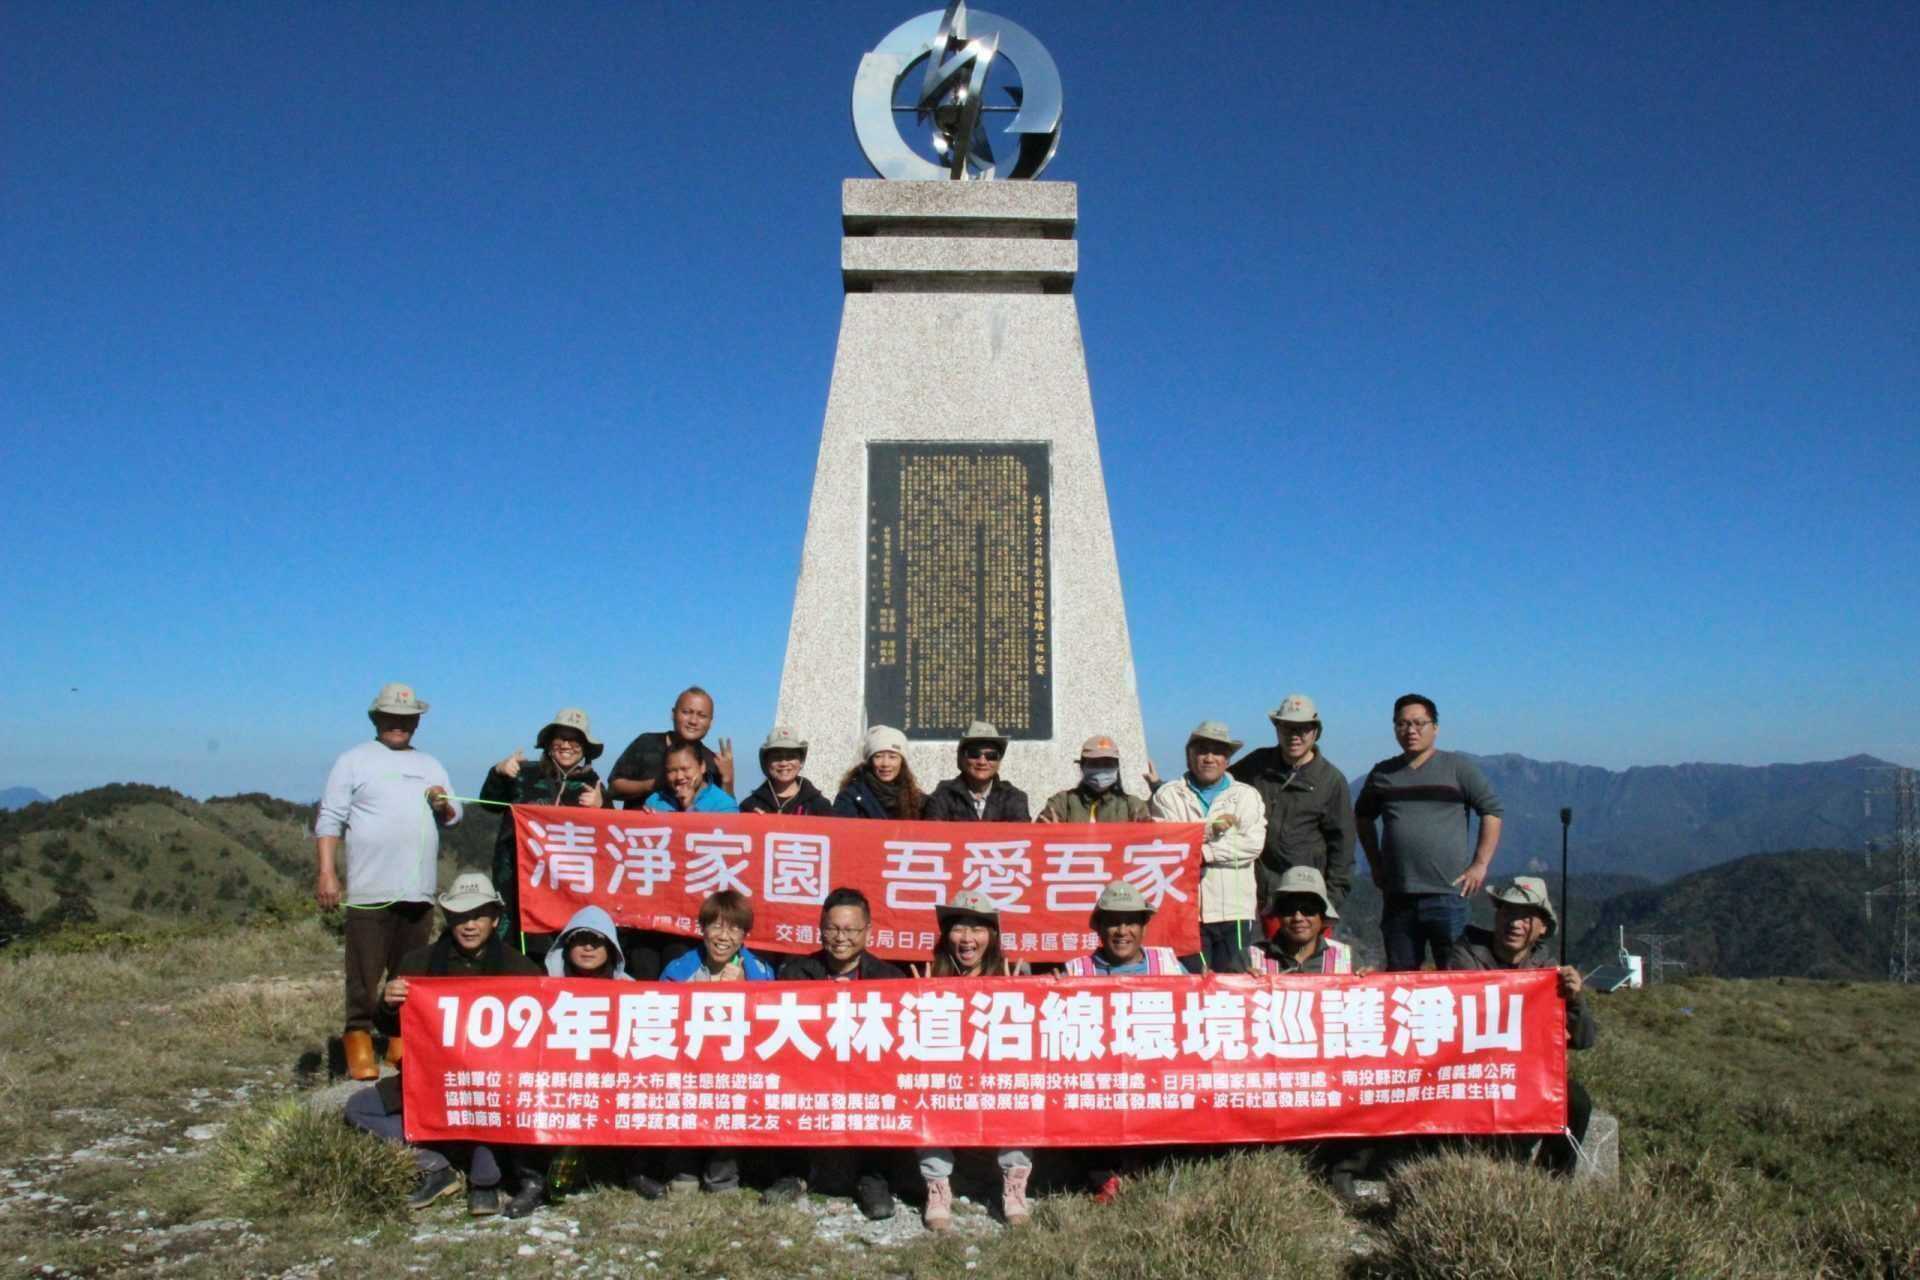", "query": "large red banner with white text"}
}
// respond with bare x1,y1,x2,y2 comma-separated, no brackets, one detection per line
402,970,1566,1147
513,806,1205,963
